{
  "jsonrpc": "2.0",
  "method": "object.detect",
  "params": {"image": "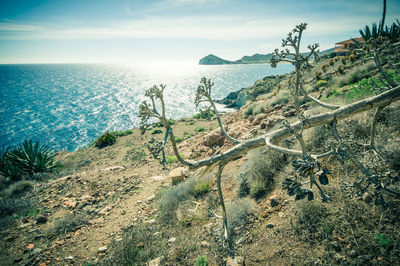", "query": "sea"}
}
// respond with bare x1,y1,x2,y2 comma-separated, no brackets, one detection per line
0,62,293,152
